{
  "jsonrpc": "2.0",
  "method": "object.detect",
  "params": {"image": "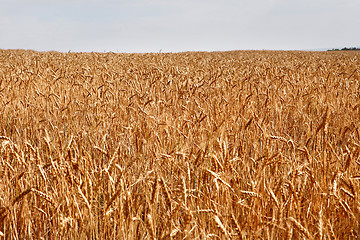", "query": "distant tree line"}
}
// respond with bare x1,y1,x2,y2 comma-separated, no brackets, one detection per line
328,47,360,51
